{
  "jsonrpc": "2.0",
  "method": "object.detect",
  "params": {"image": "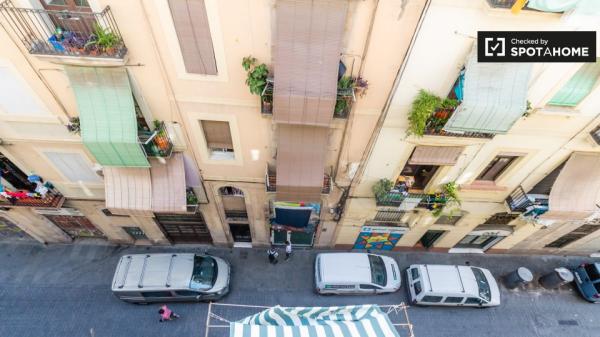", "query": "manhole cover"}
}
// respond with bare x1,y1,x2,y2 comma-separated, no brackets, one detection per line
239,251,248,259
558,320,578,326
